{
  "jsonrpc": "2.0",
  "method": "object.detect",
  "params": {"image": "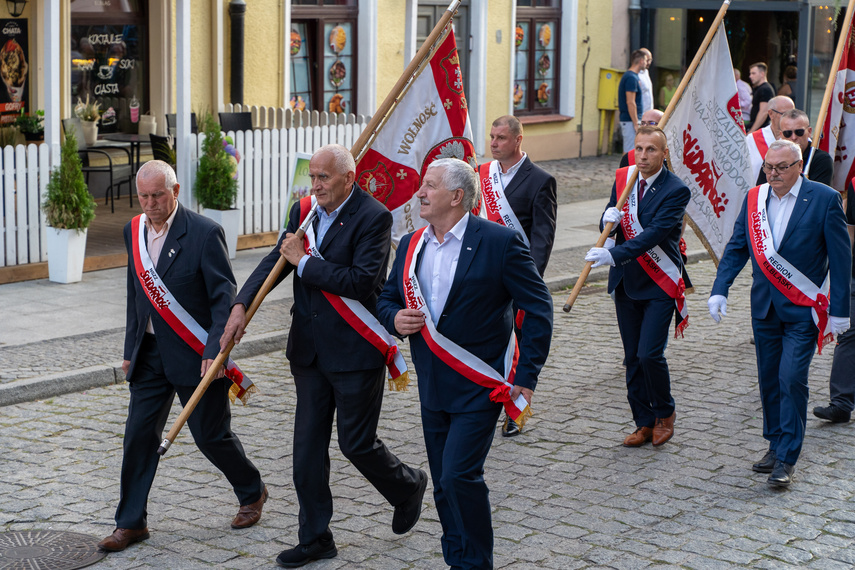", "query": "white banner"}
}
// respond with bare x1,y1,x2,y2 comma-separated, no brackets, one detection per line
663,23,752,261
